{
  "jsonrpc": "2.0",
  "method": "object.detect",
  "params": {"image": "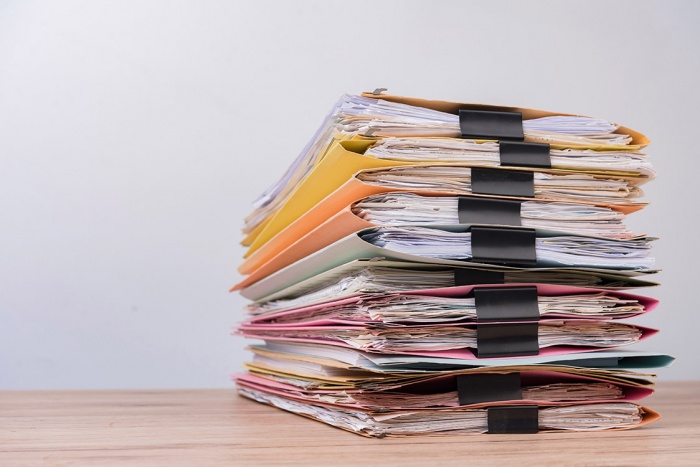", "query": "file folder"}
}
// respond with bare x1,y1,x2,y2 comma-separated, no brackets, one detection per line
248,258,658,305
233,226,655,295
244,283,658,325
244,139,649,258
